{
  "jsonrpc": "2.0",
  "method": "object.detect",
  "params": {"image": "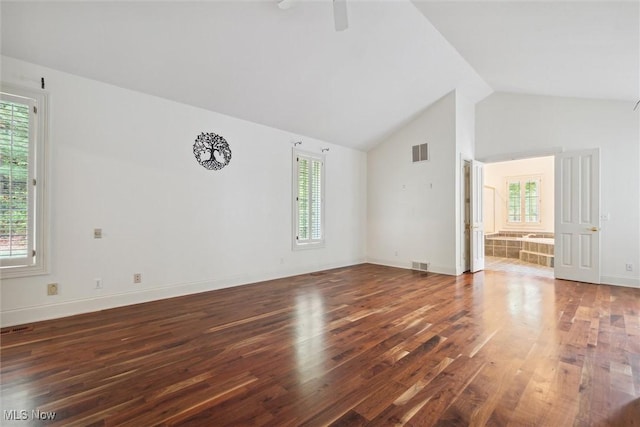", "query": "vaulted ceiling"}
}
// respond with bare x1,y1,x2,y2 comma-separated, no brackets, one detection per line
1,1,637,151
414,1,639,103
